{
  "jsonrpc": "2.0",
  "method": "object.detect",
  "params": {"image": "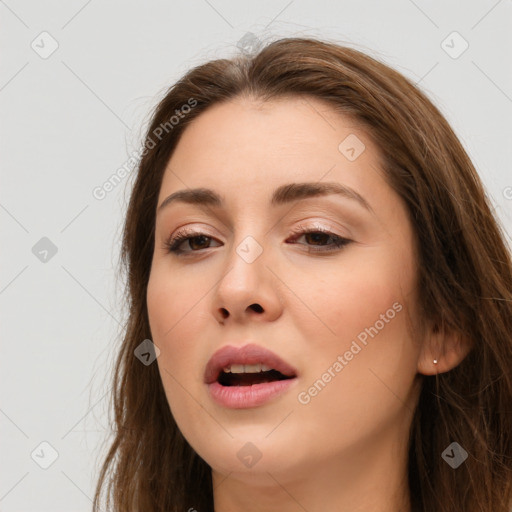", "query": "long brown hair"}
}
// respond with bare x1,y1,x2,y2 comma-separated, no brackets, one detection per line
93,36,512,511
